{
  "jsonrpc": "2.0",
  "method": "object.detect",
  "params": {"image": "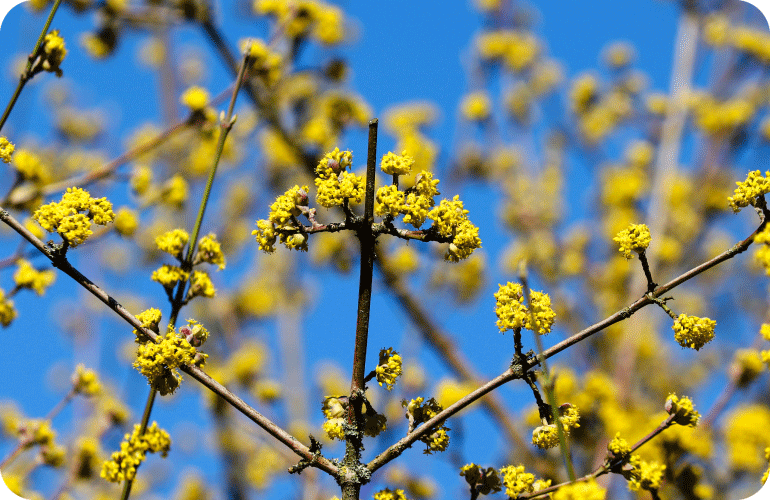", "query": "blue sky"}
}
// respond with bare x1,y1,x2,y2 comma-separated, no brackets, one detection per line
1,0,770,499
